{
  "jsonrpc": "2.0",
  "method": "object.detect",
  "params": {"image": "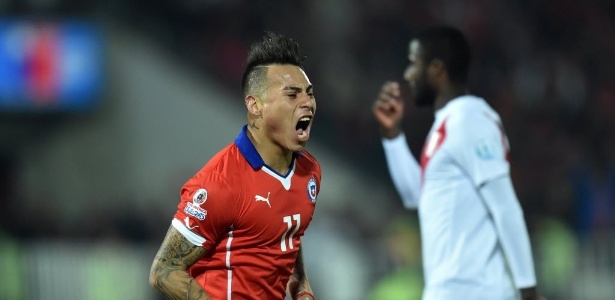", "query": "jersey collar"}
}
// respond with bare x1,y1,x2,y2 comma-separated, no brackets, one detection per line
234,125,302,171
235,125,264,170
435,95,483,119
